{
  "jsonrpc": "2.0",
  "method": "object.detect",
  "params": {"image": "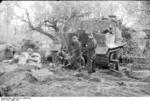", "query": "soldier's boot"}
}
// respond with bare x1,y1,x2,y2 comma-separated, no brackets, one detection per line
87,56,96,74
87,60,93,74
92,60,96,73
76,56,85,72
